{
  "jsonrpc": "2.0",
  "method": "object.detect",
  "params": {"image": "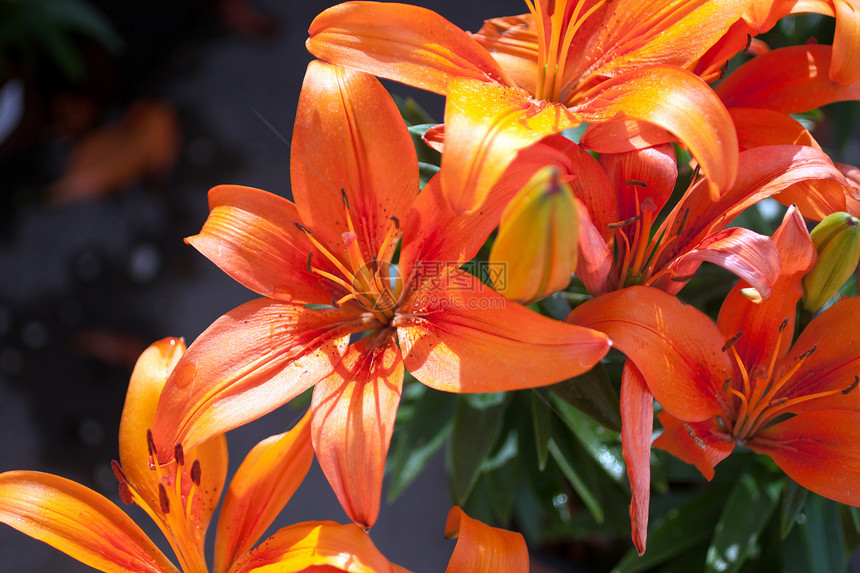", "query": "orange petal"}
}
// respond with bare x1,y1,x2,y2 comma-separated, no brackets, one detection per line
311,336,404,529
0,470,177,573
118,338,229,554
575,199,613,296
397,269,608,392
599,144,677,224
306,2,510,95
730,108,820,151
441,79,581,213
578,0,749,79
291,60,418,264
716,207,815,371
151,299,357,459
650,226,781,297
229,521,400,573
472,14,539,94
748,410,860,506
770,296,860,412
717,45,860,113
580,120,676,154
620,363,654,556
567,286,730,421
653,413,735,480
444,506,528,573
832,0,860,85
213,409,314,573
577,66,738,194
186,185,335,305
